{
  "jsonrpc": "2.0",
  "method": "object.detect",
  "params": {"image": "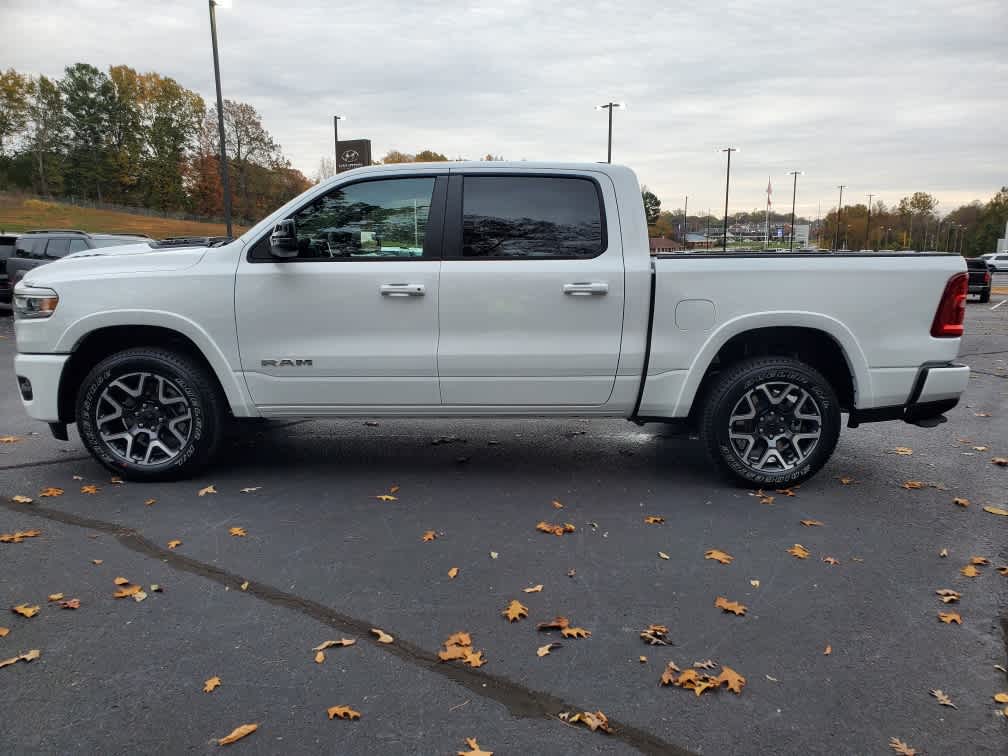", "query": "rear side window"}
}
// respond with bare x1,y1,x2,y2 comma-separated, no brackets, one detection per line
45,238,72,258
15,238,40,257
68,239,88,253
460,176,605,259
